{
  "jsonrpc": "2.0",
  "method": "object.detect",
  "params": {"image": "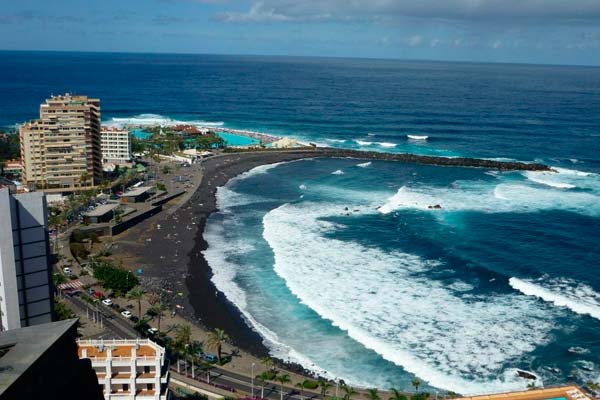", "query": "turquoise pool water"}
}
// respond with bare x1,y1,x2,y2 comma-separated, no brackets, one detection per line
217,132,259,146
545,397,567,400
130,129,151,140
